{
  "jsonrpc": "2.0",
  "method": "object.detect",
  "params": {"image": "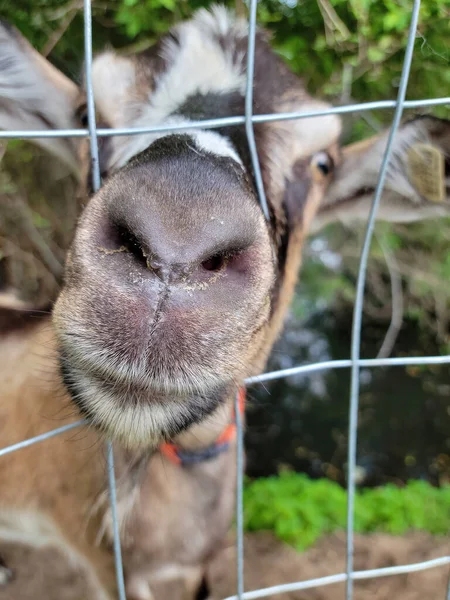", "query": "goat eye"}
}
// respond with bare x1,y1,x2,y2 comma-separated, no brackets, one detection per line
80,112,88,127
311,151,334,180
76,104,89,127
